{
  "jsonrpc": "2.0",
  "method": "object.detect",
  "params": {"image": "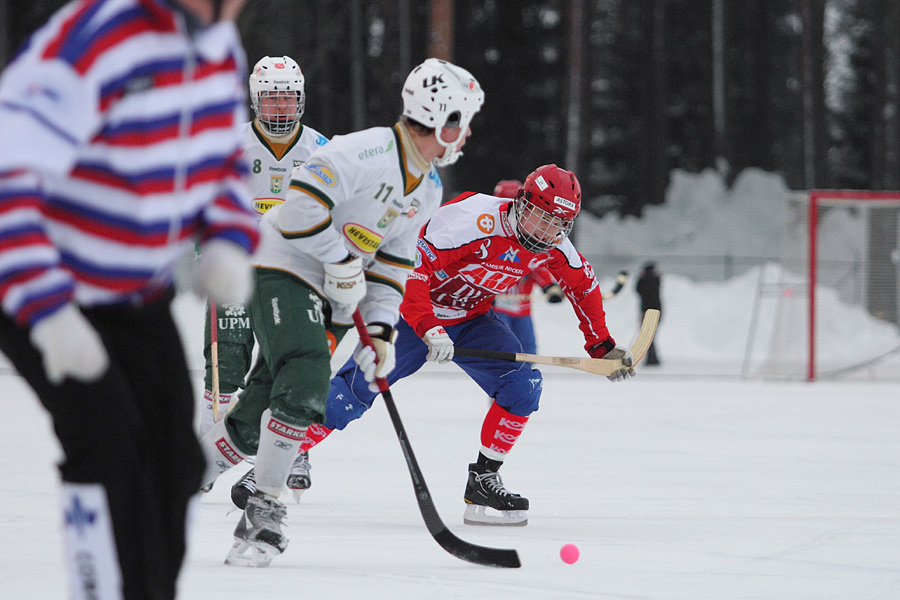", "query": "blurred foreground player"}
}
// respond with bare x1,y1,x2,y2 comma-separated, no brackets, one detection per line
0,0,258,598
